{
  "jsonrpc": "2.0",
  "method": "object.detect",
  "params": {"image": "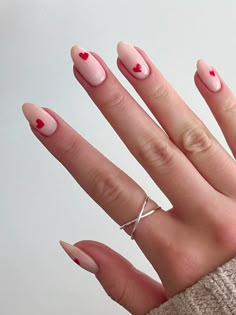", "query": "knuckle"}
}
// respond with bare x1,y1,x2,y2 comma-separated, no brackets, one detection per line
137,136,175,171
61,134,81,157
148,84,170,104
221,97,236,113
182,126,212,154
91,170,124,205
103,90,128,112
106,280,128,305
